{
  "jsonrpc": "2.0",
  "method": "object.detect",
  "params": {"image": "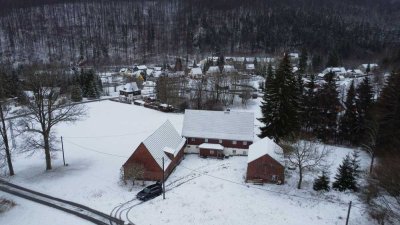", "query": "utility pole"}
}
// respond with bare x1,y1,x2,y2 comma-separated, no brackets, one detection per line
162,157,165,200
61,136,66,166
345,201,352,225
